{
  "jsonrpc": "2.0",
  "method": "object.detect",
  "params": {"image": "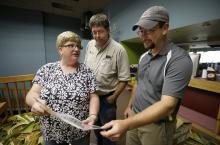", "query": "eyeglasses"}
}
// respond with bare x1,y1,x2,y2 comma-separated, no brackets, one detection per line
137,25,159,36
91,30,106,37
62,44,83,50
